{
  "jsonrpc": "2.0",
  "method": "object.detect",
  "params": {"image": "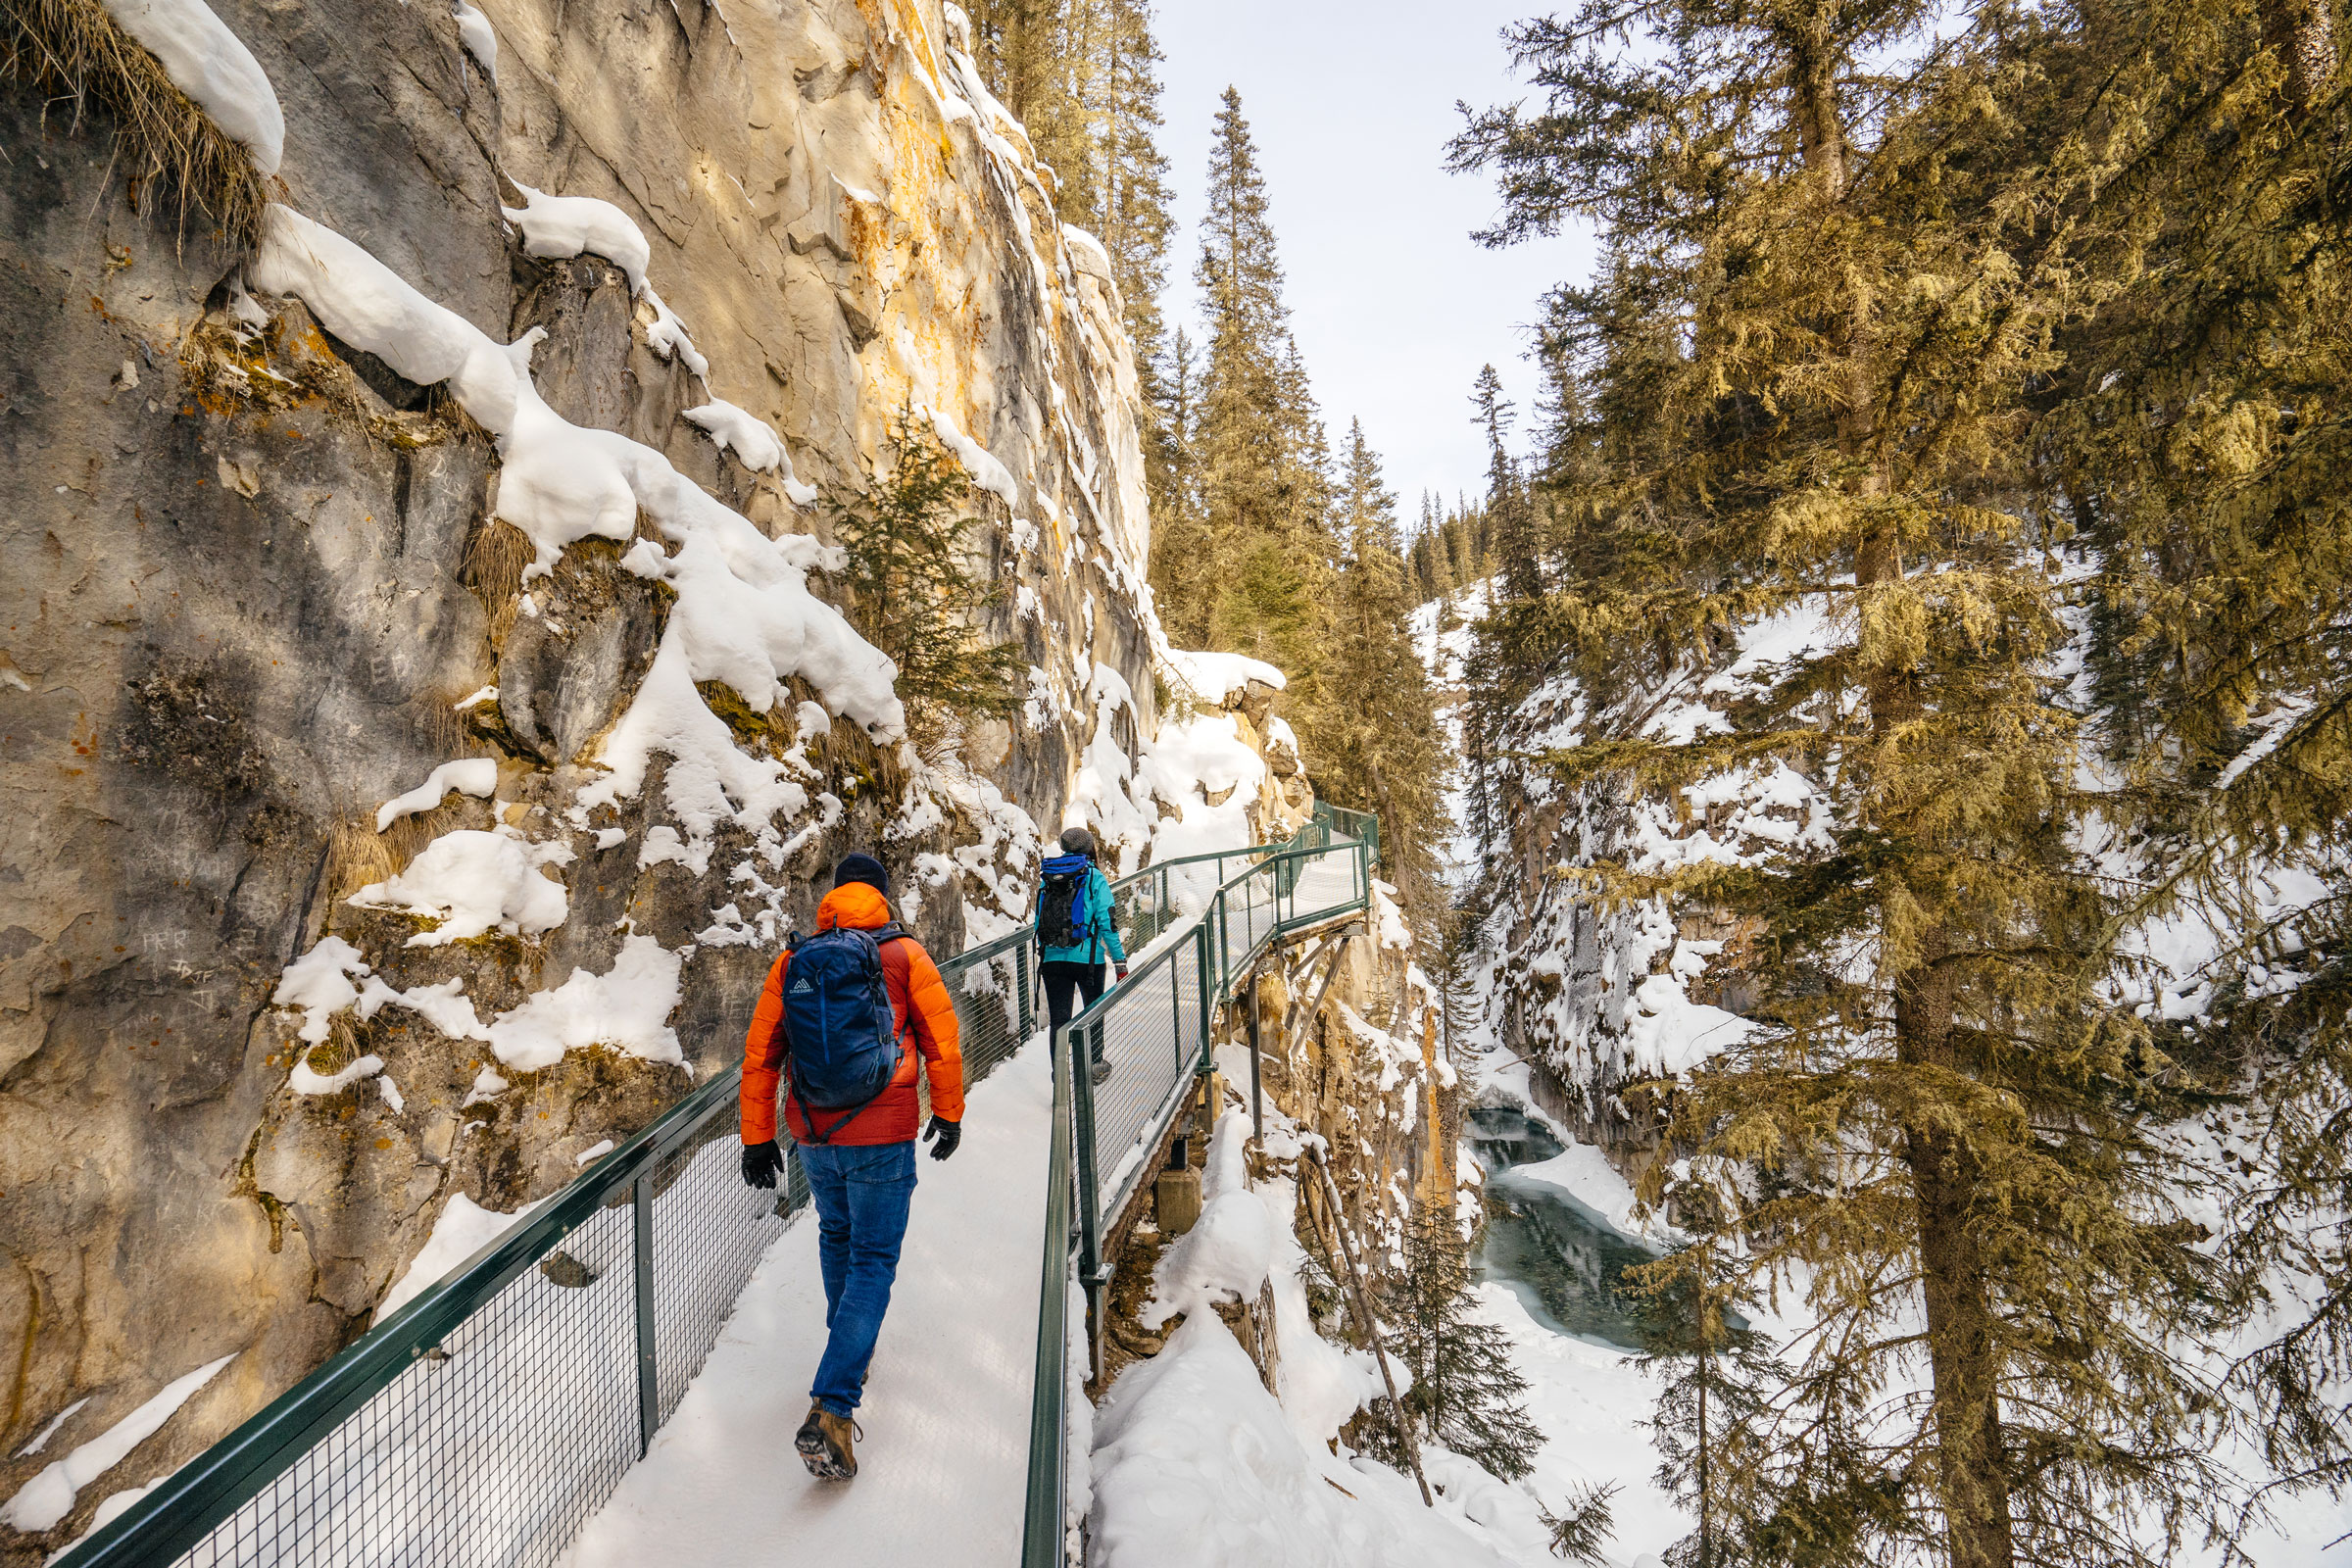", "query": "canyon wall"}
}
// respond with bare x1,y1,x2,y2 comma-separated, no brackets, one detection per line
0,0,1168,1551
